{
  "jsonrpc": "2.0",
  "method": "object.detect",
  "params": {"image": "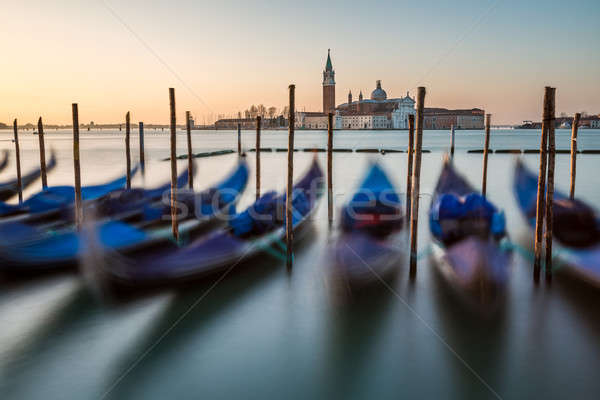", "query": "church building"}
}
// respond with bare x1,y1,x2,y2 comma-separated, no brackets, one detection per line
335,80,416,129
296,50,416,130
